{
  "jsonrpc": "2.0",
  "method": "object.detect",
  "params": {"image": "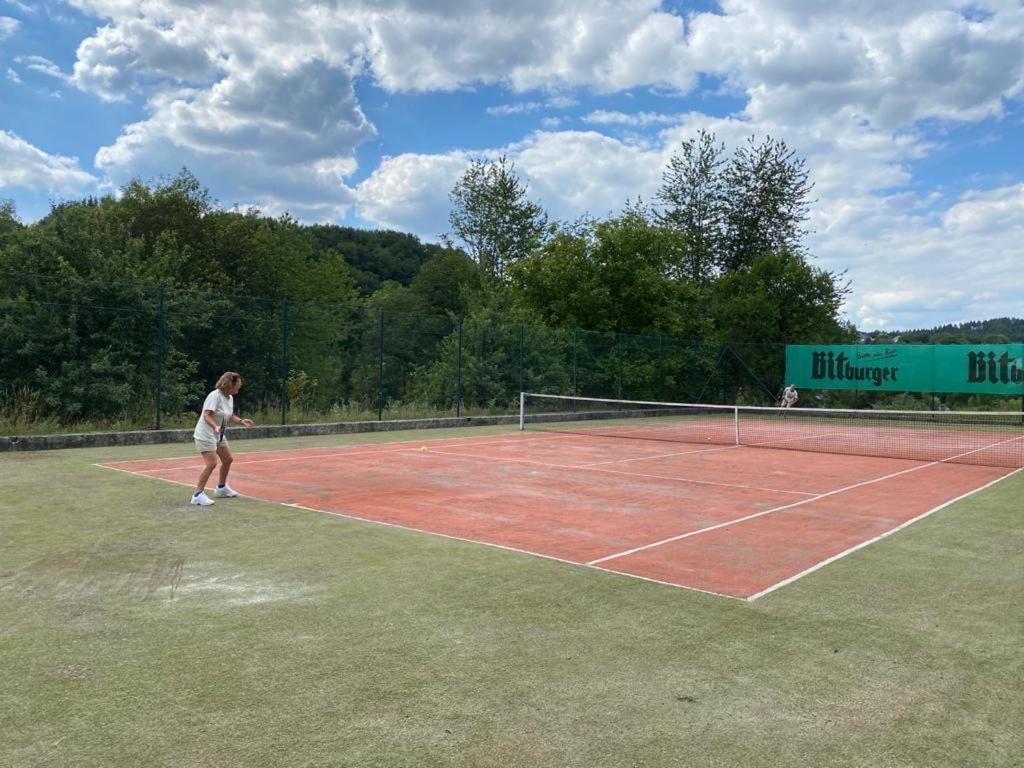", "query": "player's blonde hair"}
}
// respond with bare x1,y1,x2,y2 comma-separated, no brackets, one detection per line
216,371,242,393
